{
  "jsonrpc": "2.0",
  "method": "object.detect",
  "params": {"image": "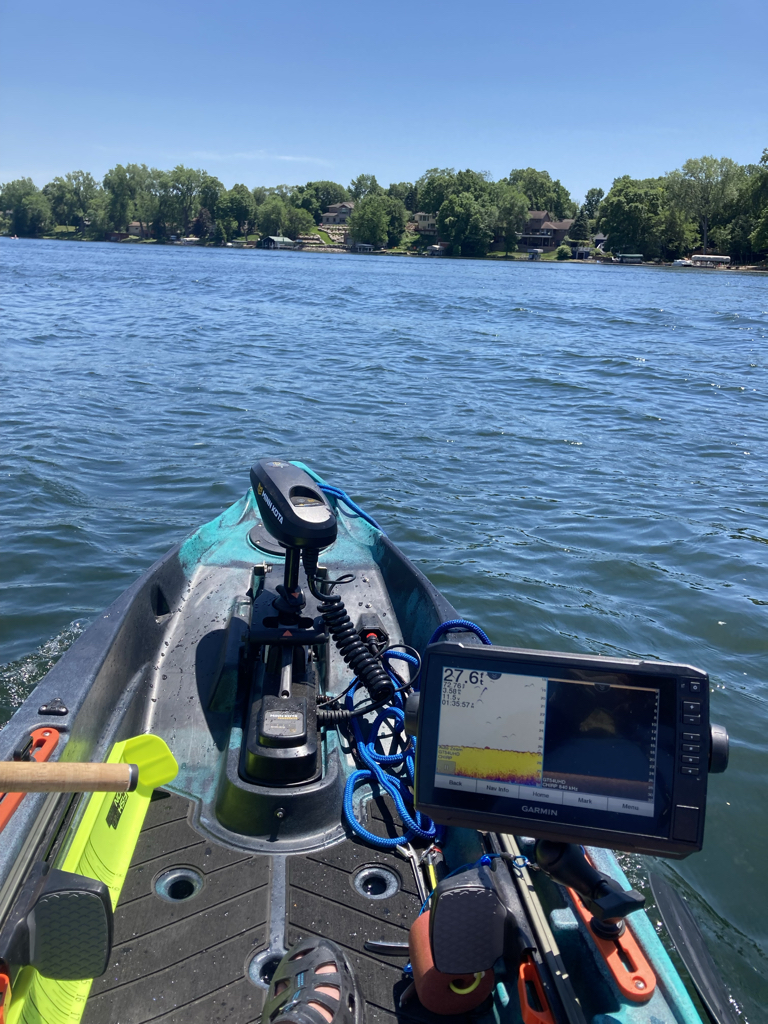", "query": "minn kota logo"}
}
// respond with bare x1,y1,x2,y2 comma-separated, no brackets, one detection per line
258,482,284,525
